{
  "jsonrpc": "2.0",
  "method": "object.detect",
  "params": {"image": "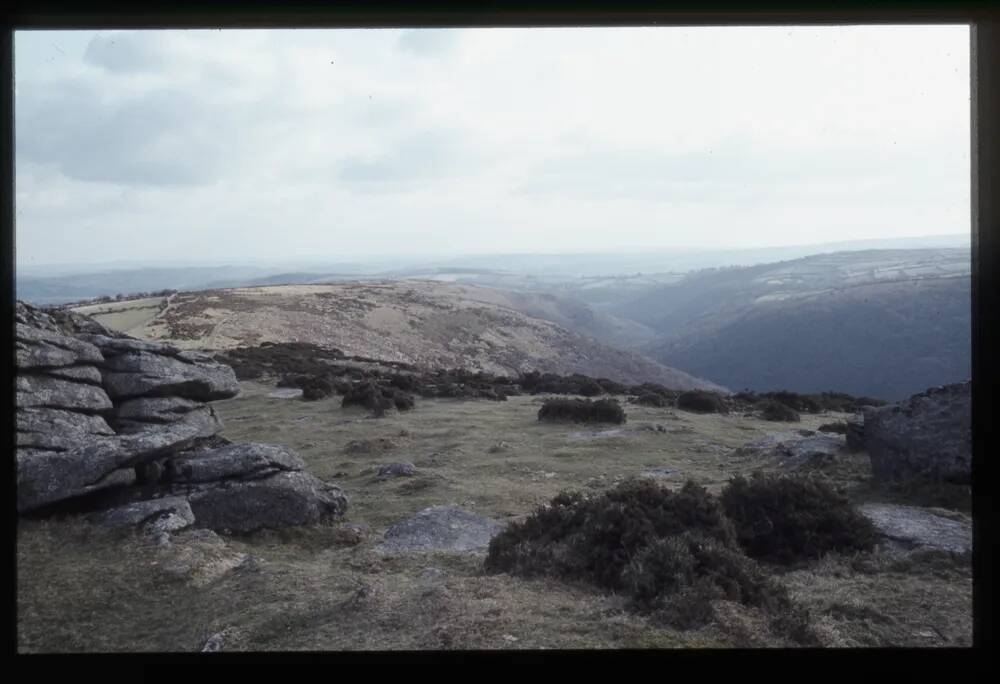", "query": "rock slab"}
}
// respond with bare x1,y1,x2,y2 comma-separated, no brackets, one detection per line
859,503,971,555
376,506,506,554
